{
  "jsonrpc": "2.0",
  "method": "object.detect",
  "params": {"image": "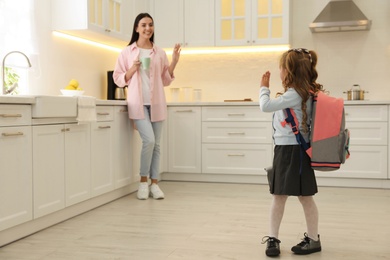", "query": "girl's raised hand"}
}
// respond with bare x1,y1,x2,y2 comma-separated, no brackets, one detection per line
261,71,271,88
